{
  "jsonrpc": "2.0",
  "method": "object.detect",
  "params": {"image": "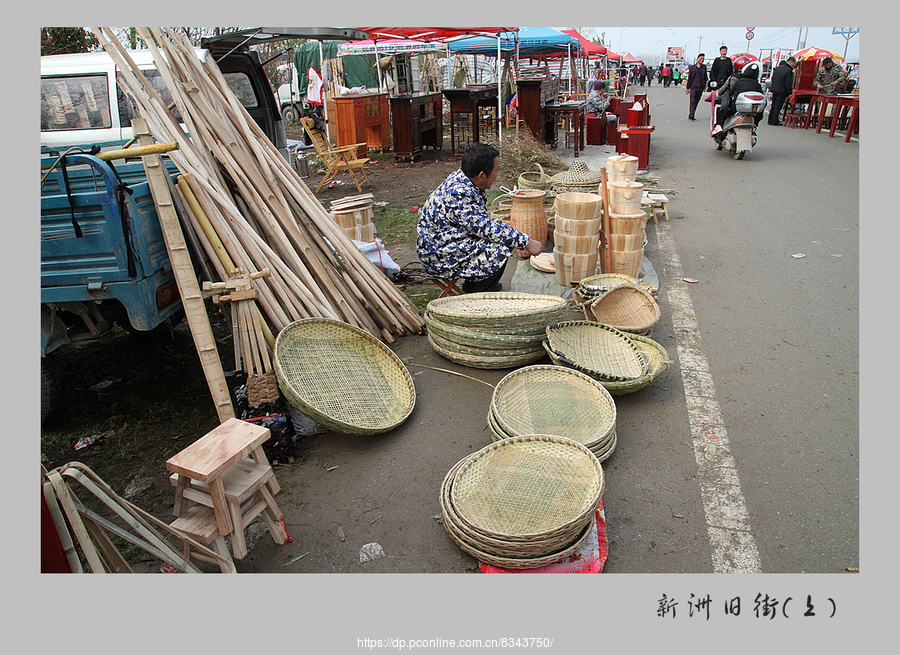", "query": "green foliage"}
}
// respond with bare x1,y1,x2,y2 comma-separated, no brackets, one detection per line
41,28,99,56
372,203,420,244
